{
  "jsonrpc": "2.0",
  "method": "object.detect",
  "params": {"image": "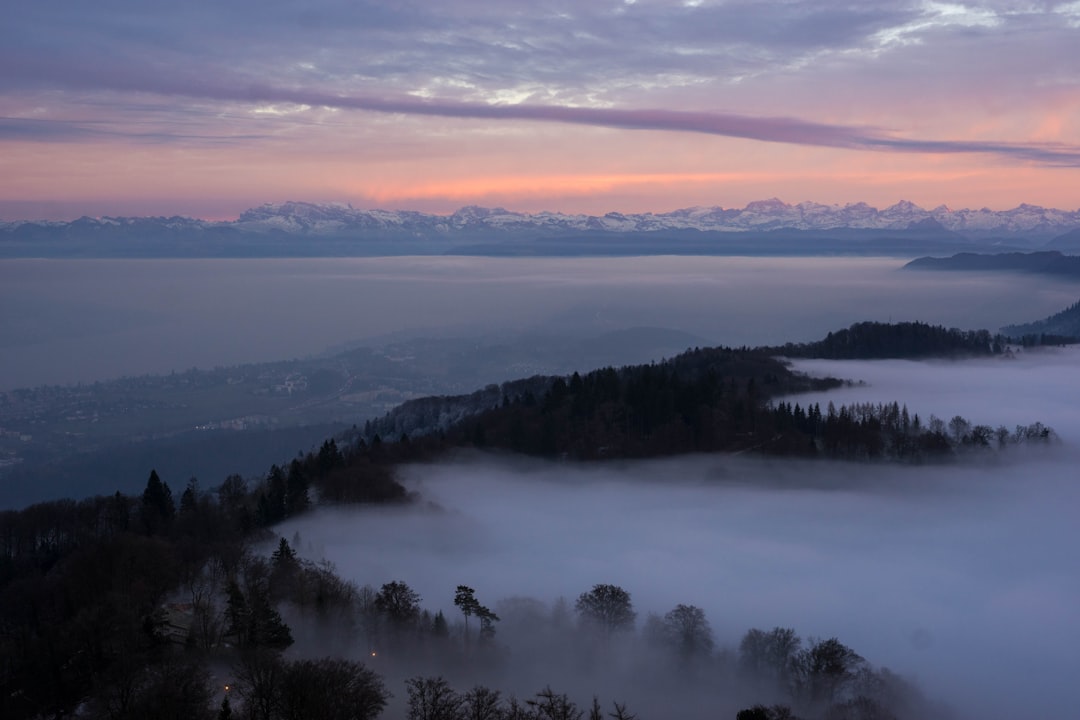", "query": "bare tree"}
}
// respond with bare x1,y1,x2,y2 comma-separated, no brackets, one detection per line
463,685,505,720
406,676,465,720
